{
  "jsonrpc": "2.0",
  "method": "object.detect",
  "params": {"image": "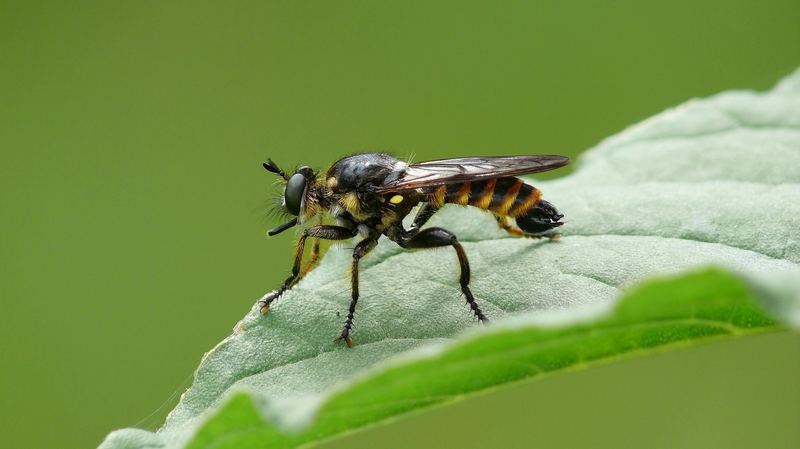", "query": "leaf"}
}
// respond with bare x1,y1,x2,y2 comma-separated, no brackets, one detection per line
98,69,800,449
